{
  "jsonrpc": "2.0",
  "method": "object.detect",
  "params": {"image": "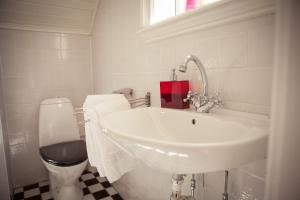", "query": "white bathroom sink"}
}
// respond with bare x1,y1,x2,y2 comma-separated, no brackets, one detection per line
100,107,269,174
